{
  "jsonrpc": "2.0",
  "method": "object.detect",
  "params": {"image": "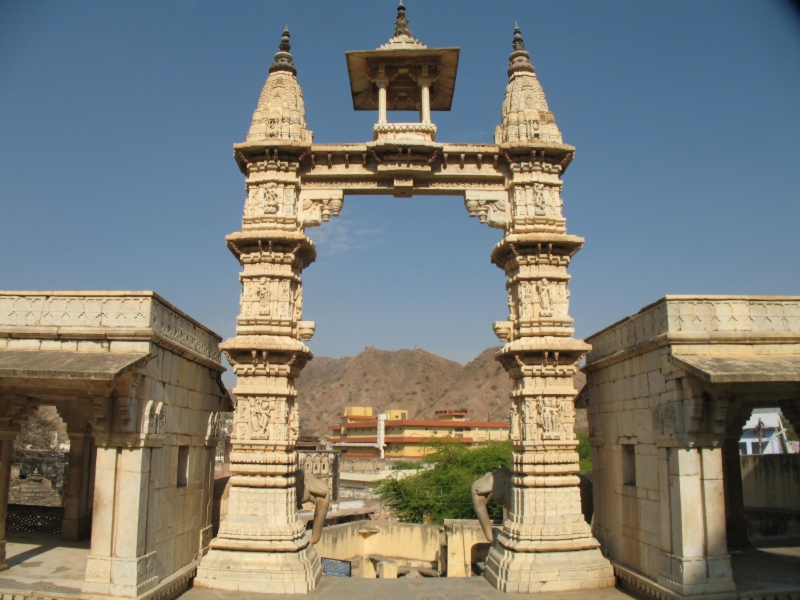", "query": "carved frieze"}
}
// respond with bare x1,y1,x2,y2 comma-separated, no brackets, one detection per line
510,395,575,442
233,397,296,442
244,182,297,220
